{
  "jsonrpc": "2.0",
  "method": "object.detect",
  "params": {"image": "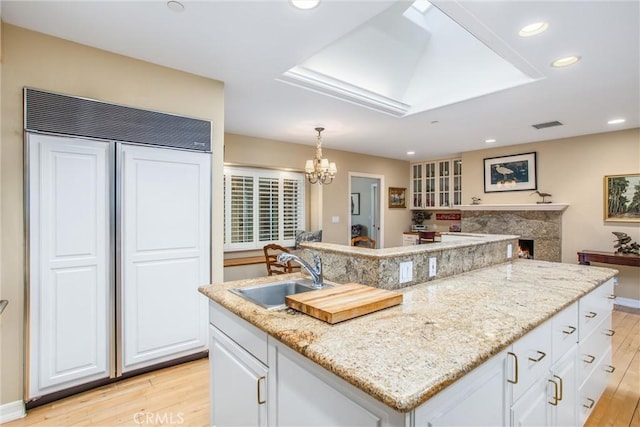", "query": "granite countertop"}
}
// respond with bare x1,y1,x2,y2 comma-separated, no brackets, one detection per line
304,232,518,258
199,259,617,412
